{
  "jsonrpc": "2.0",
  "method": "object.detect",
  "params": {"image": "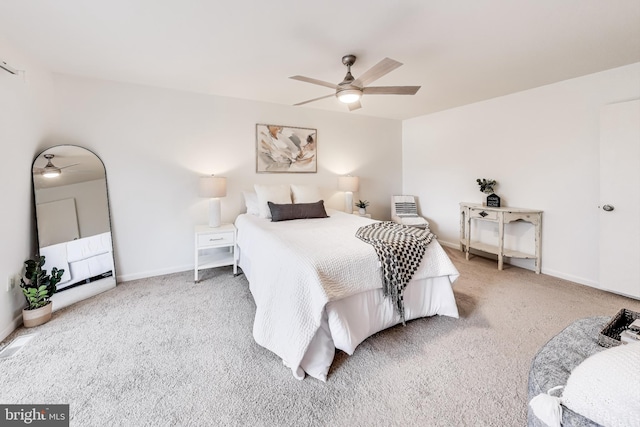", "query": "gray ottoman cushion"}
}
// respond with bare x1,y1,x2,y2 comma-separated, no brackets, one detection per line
527,316,609,427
